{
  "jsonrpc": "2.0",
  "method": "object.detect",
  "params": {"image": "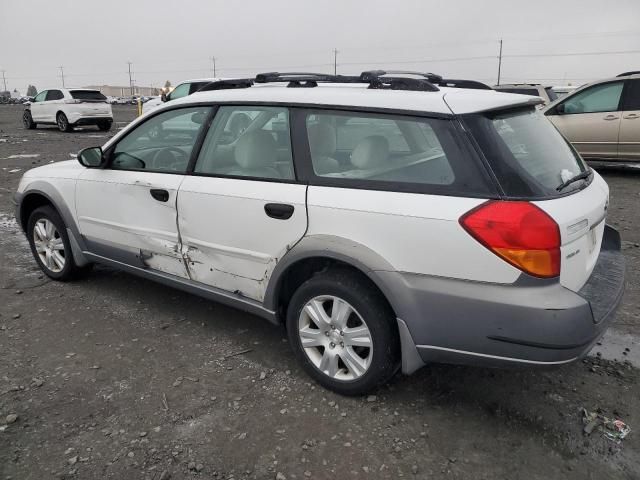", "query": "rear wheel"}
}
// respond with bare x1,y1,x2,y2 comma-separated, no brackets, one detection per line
286,269,399,395
56,112,72,132
27,206,91,281
97,120,112,131
23,110,36,129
